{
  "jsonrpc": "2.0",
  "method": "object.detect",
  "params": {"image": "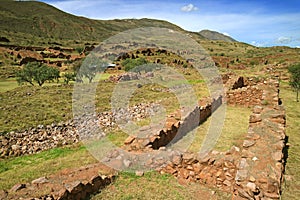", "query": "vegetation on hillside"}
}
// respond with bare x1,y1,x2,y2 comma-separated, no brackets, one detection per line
16,62,60,86
0,0,189,47
288,63,300,102
122,57,149,72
